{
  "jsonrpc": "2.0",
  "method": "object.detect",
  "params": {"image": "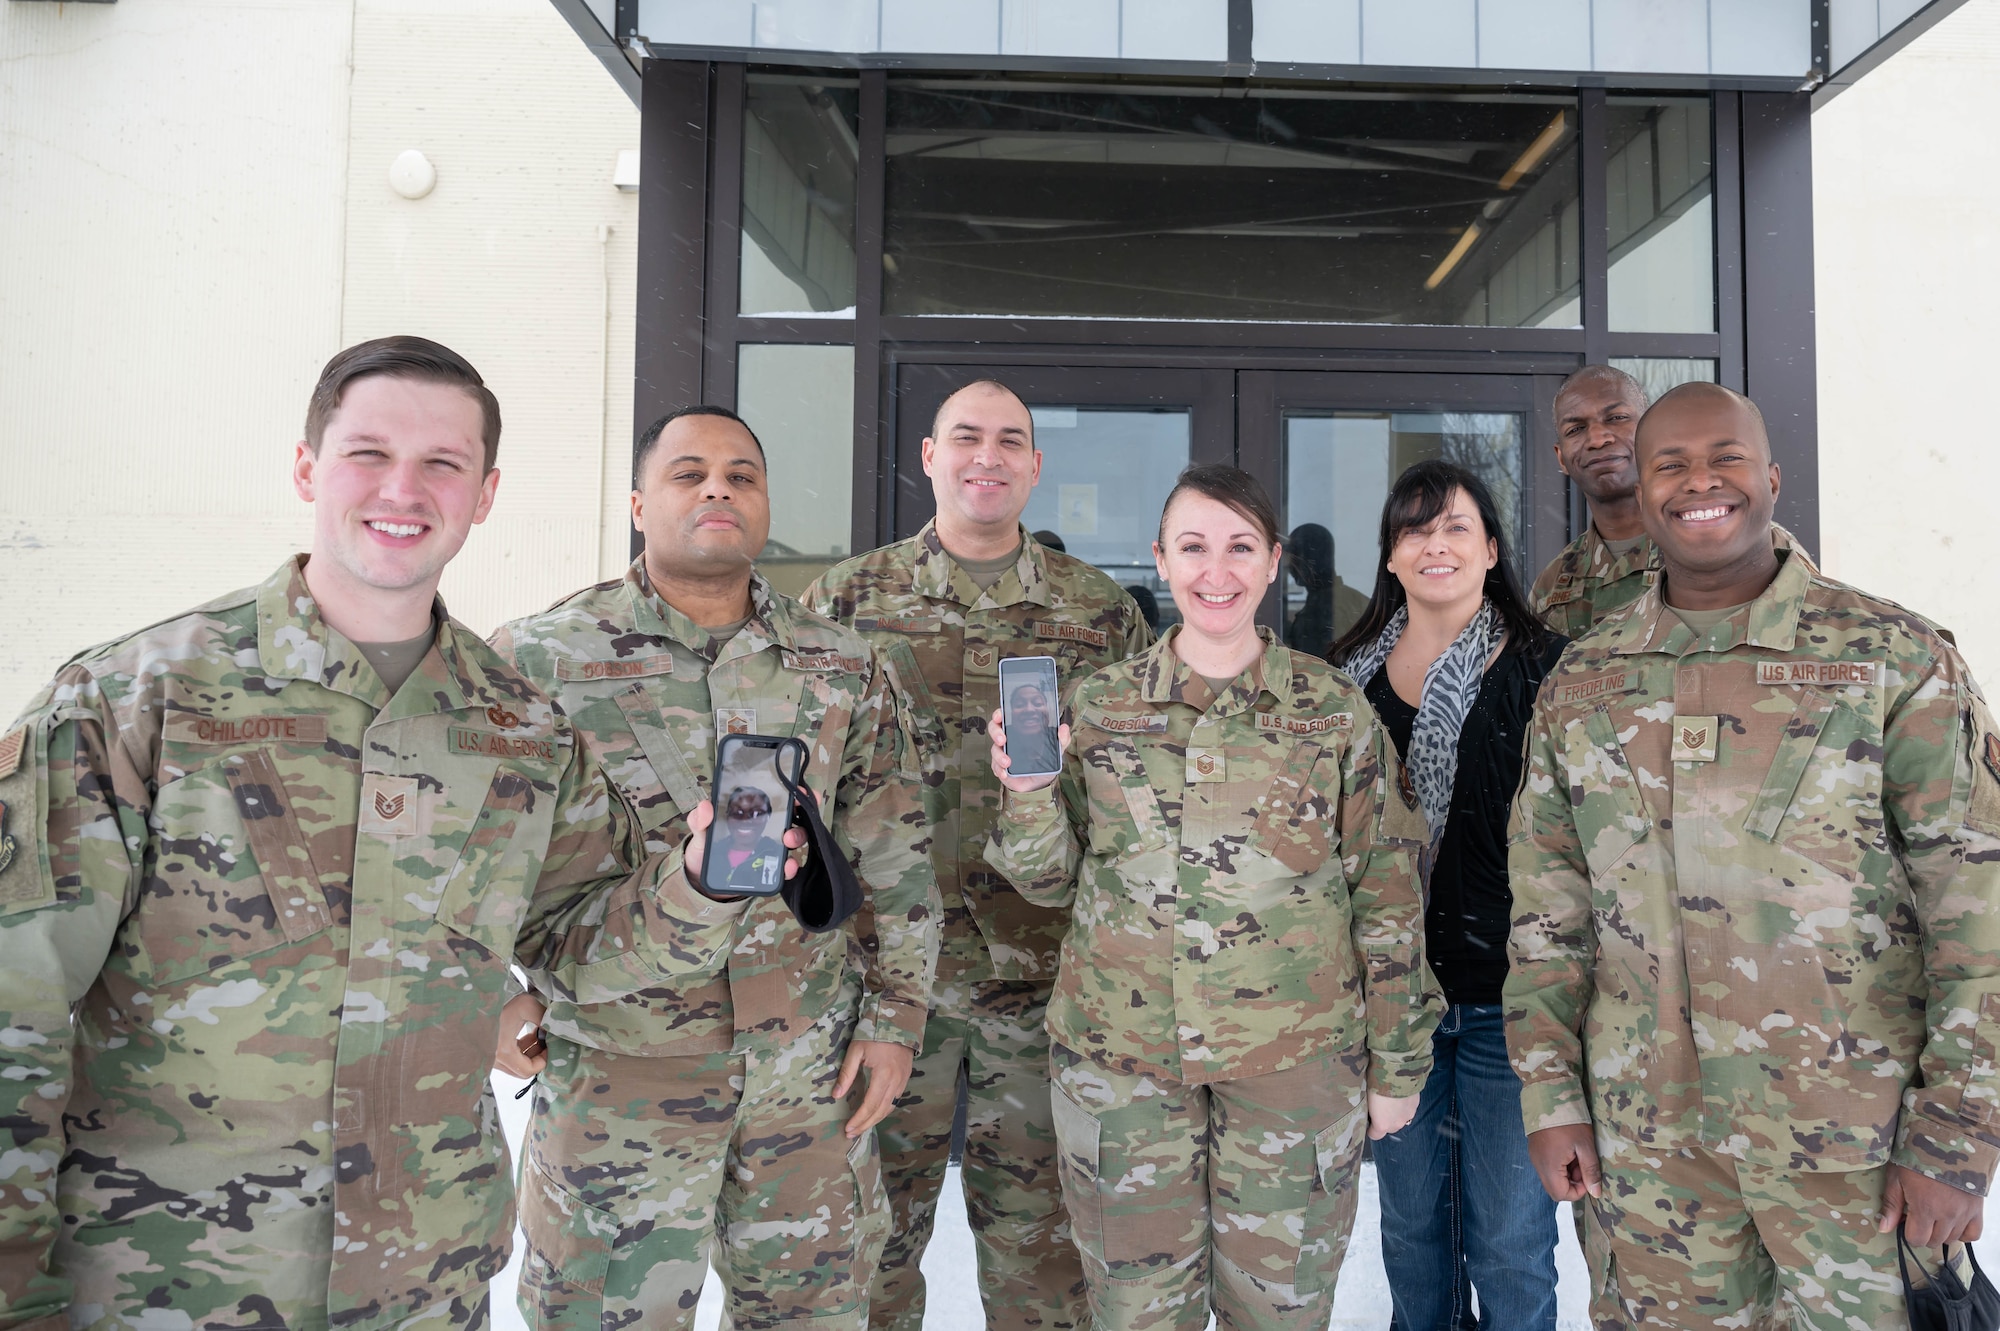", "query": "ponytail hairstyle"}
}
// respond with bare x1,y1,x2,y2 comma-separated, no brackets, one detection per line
1328,459,1551,666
